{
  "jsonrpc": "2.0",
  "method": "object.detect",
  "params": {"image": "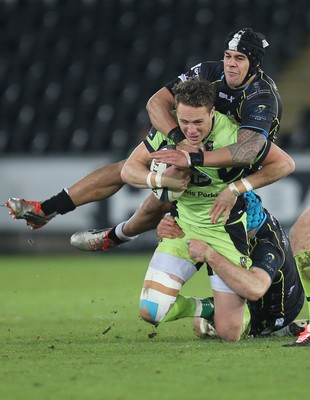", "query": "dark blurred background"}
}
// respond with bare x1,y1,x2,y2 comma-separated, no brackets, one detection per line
0,0,309,253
